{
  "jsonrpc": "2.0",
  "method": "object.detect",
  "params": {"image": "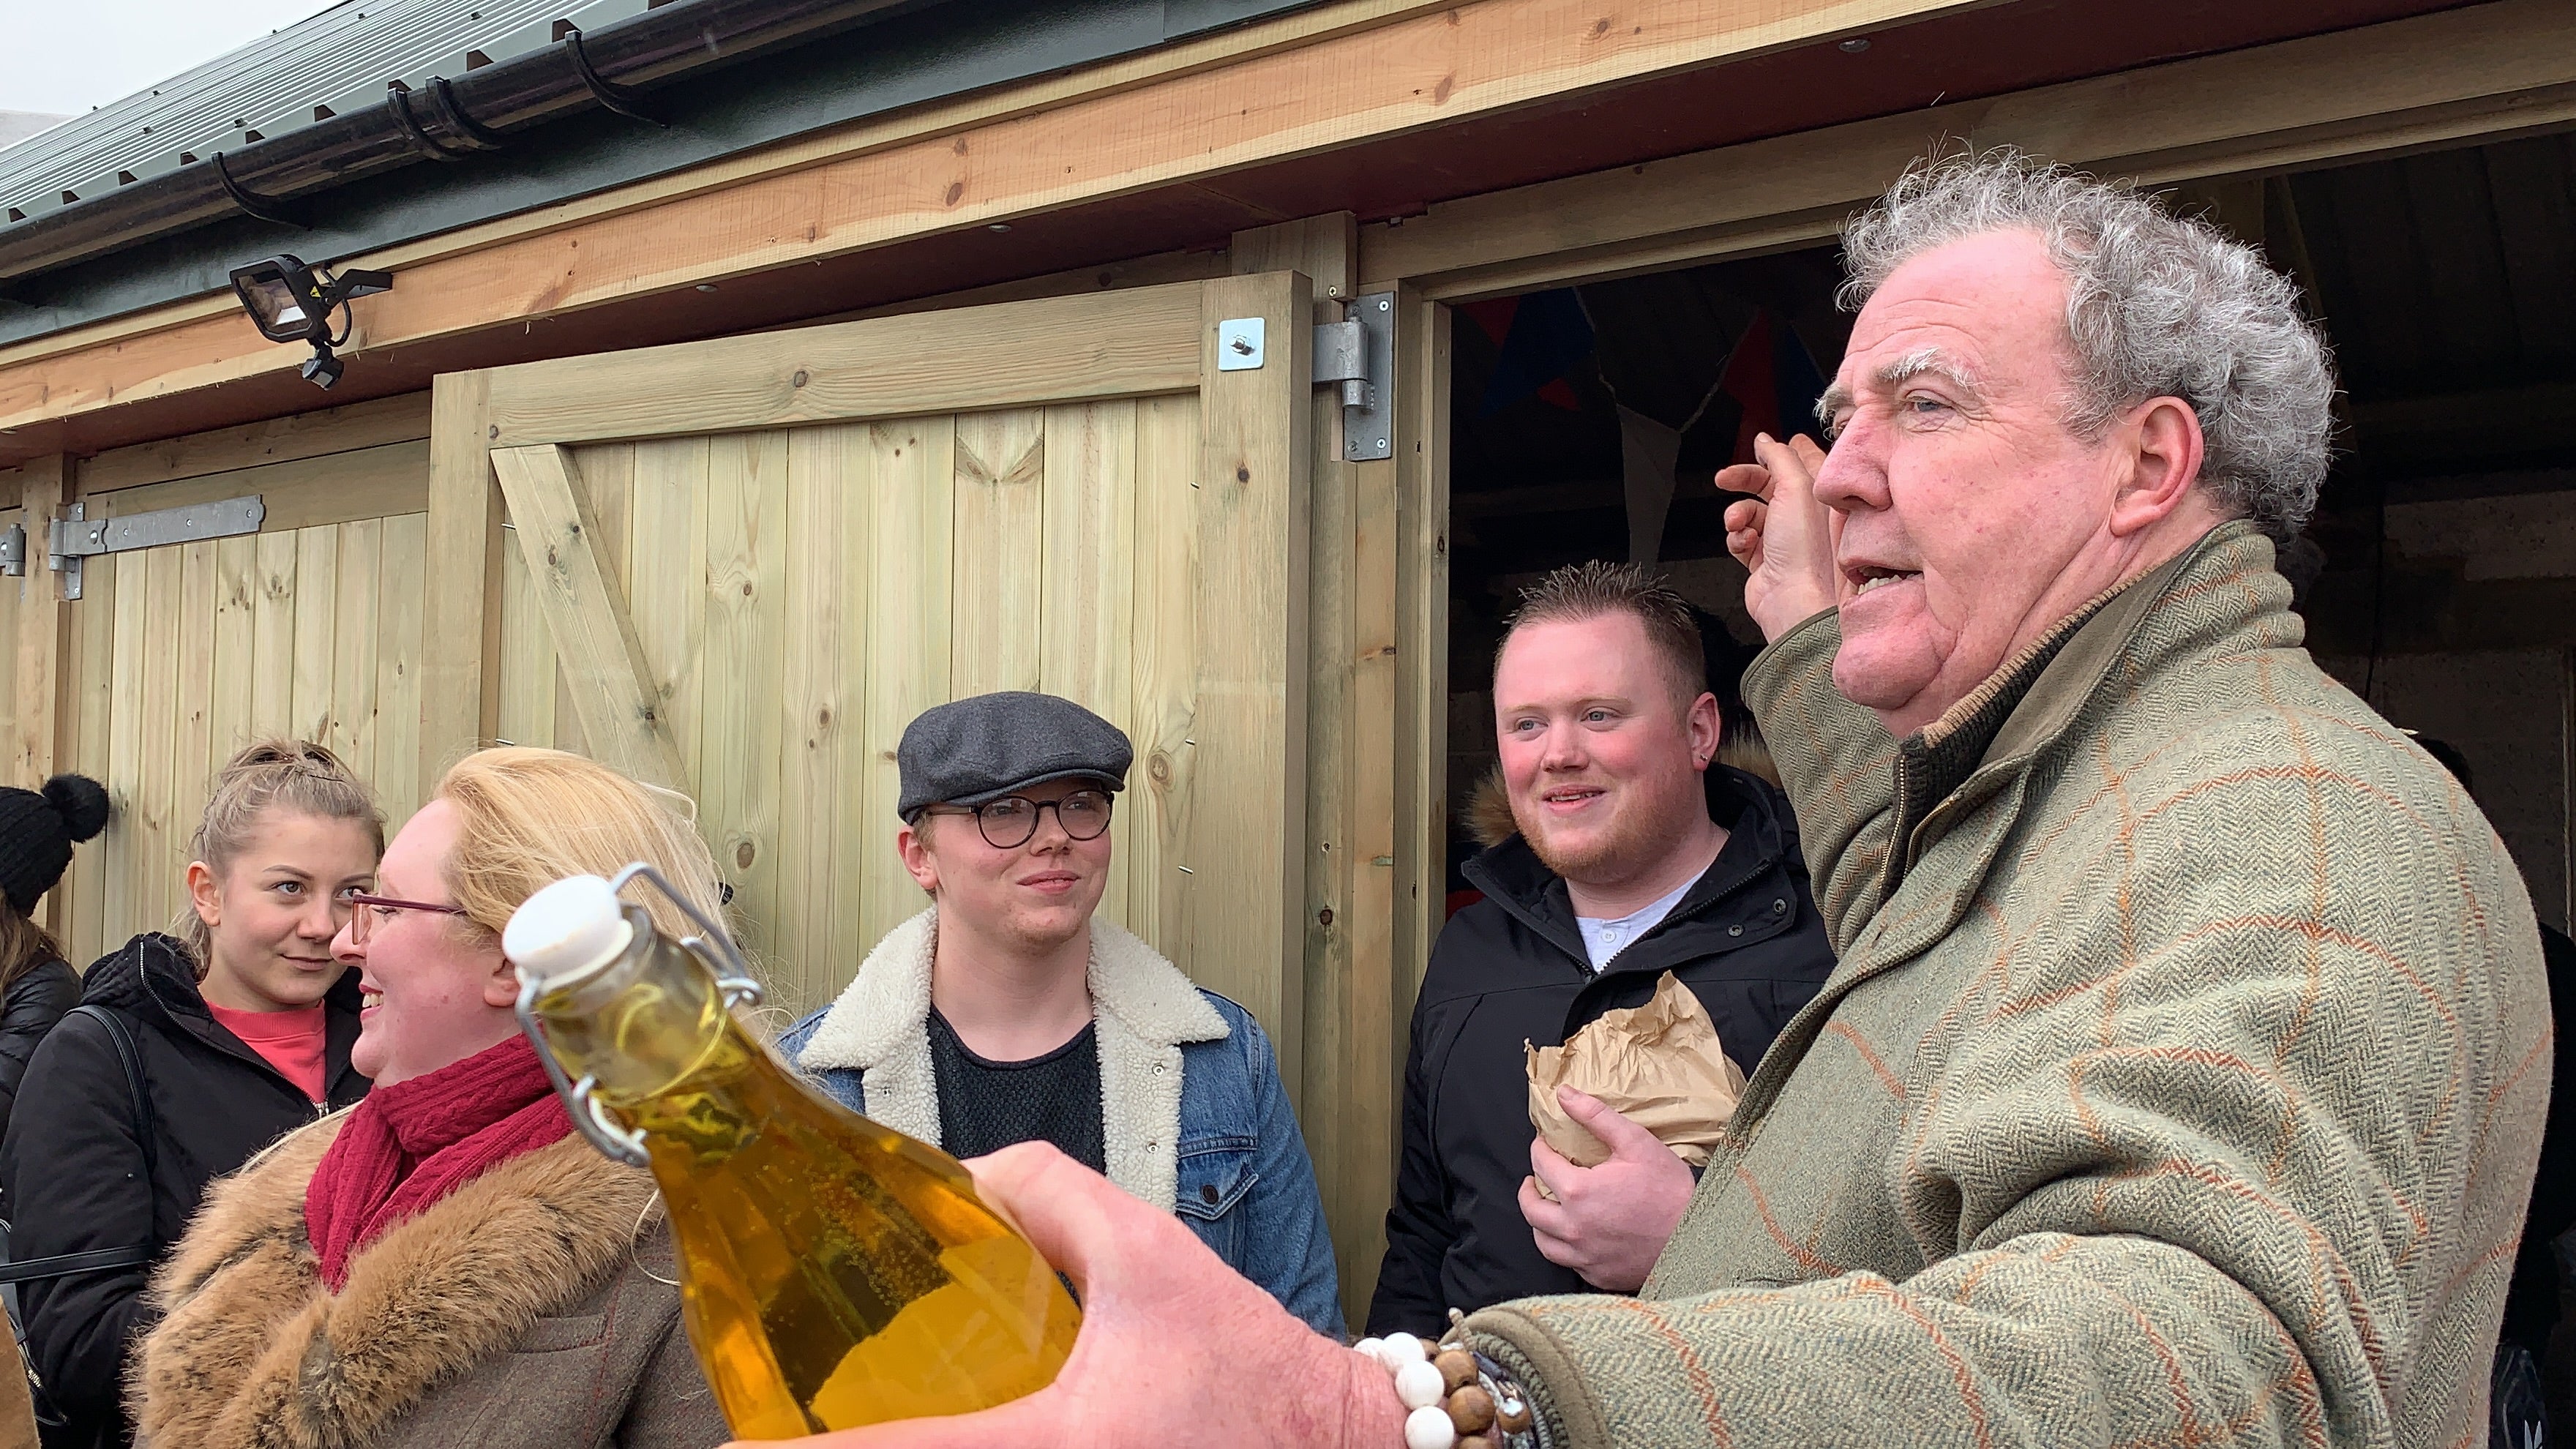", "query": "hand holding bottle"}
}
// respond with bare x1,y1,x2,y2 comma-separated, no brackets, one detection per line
763,1141,1405,1449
